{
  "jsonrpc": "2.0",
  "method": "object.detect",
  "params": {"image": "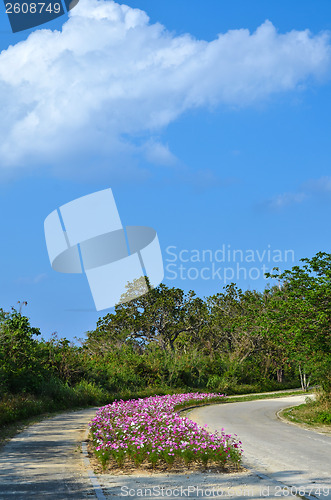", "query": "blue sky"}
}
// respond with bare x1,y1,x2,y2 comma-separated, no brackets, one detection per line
1,0,331,340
